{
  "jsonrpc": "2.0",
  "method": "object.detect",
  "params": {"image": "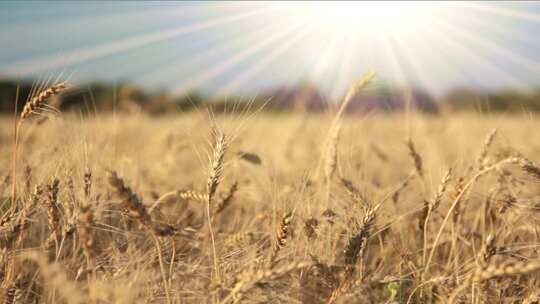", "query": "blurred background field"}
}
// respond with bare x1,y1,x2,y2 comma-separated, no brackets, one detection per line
2,79,540,116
